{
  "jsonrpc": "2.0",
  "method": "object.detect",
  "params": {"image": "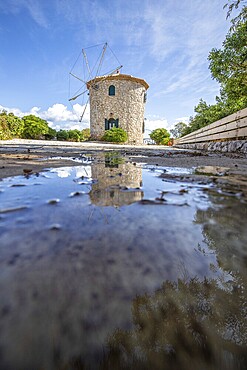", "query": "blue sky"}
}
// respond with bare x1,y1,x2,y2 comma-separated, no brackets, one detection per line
0,0,231,135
